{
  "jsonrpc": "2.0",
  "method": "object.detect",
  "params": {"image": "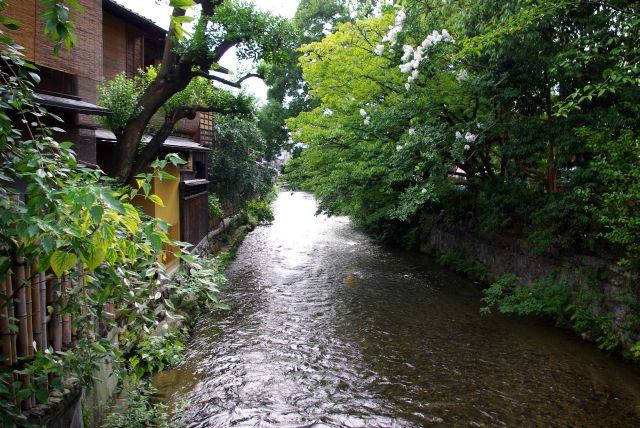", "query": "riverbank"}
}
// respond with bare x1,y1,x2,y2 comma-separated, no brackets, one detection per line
97,210,258,428
417,223,640,362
